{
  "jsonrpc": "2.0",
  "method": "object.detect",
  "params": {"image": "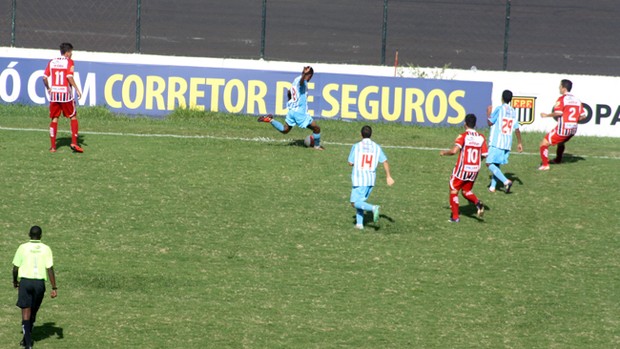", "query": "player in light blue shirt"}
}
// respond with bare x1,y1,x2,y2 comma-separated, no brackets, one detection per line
348,125,394,229
486,90,523,193
258,66,324,150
